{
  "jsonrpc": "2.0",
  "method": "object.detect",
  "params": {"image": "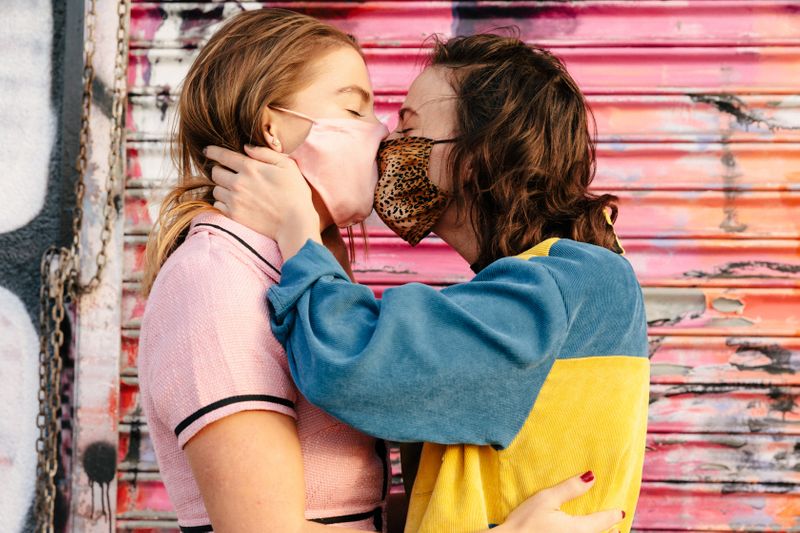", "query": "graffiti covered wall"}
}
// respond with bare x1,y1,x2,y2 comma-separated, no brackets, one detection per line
0,1,80,531
123,1,800,531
